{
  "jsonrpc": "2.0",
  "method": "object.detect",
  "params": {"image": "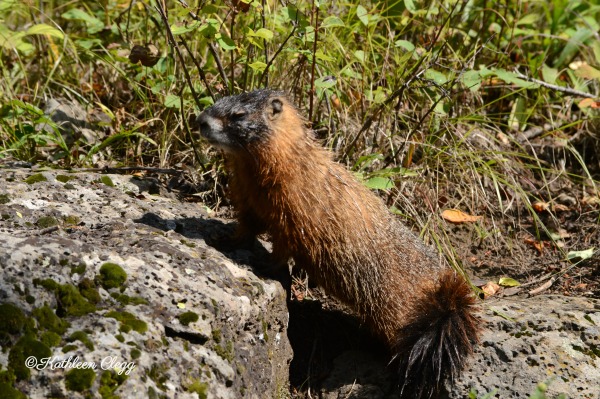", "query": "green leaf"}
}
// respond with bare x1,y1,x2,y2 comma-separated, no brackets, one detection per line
198,19,219,38
315,50,335,61
0,26,31,54
201,4,219,14
462,70,482,92
404,0,418,14
553,28,595,68
353,50,366,63
424,69,447,85
248,28,274,41
364,177,394,190
321,16,345,28
215,33,236,51
164,94,181,109
516,14,539,26
541,64,559,84
25,24,64,40
494,69,539,89
356,5,369,26
0,0,19,12
395,40,415,52
314,76,336,89
8,100,44,116
248,61,267,72
75,39,102,49
171,20,202,36
508,97,527,131
498,277,520,287
355,153,383,170
61,9,104,34
567,247,594,261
